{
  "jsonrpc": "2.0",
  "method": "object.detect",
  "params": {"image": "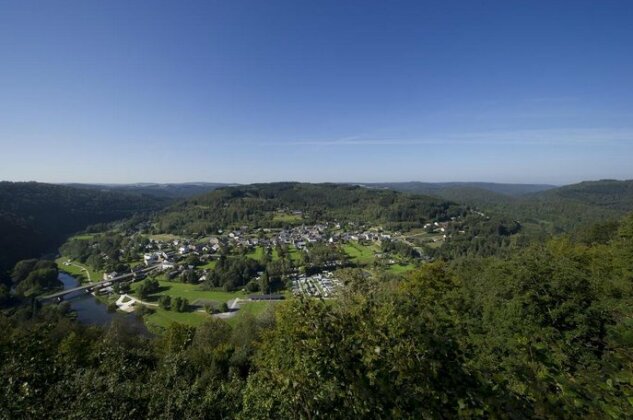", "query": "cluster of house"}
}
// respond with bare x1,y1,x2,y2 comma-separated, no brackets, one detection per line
291,271,341,298
139,222,397,262
235,223,393,251
135,220,406,273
